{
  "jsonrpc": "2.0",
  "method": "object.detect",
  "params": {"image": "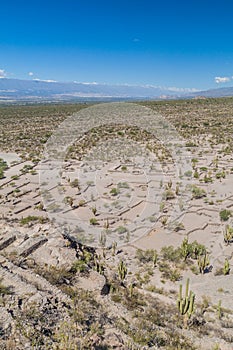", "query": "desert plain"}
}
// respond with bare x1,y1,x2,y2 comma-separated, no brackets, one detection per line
0,99,233,349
